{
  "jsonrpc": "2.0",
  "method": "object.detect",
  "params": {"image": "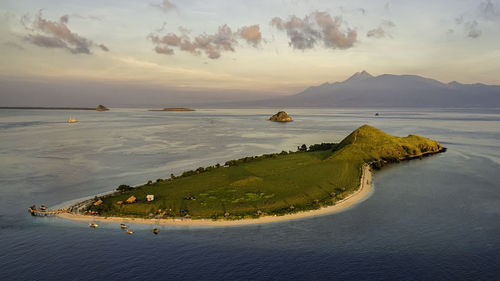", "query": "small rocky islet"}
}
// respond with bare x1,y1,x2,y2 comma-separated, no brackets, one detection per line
269,111,293,122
